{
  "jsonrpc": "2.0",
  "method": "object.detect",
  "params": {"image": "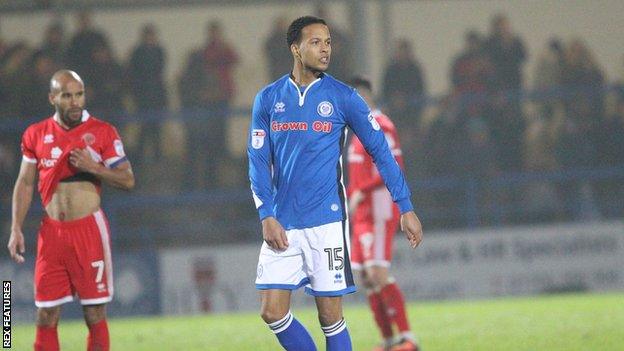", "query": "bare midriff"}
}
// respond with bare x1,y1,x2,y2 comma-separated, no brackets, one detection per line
45,181,100,221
